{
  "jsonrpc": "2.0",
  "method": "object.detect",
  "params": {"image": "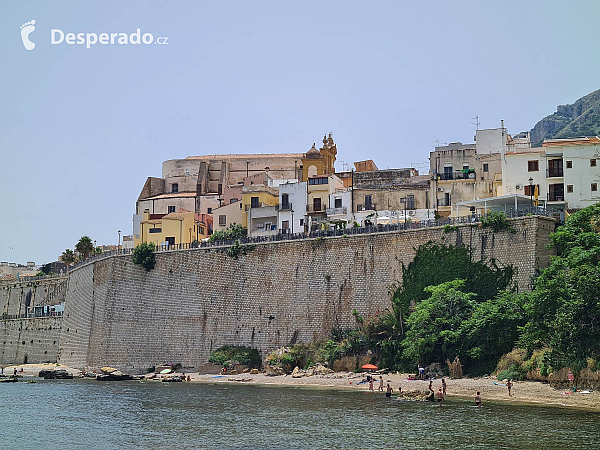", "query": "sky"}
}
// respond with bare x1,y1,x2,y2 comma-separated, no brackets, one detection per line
2,0,600,265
